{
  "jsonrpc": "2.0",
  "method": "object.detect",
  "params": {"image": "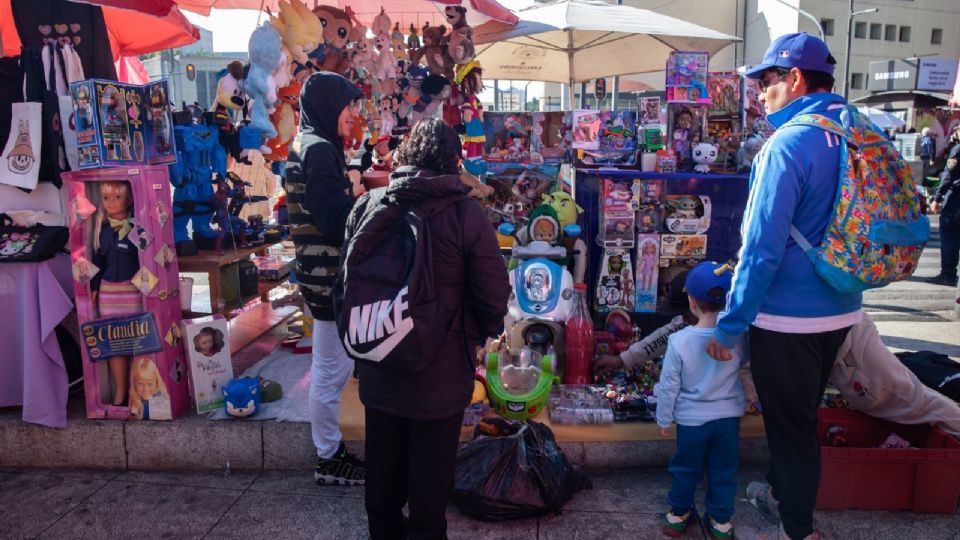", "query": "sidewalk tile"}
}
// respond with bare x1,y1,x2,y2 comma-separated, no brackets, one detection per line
206,490,367,539
0,472,109,540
